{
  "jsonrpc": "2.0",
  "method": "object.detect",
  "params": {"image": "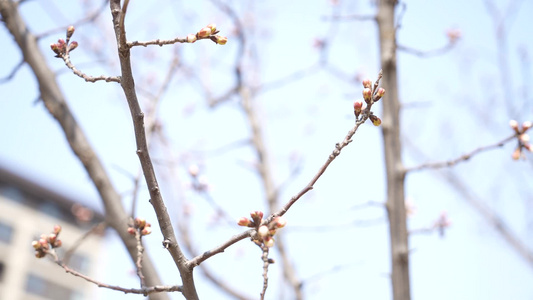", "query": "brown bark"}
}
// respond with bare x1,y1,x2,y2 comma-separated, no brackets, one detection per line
376,1,411,300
